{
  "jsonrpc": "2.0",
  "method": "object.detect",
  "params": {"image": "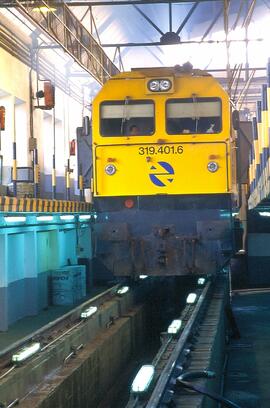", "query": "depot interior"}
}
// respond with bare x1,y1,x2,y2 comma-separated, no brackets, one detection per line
0,1,270,408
